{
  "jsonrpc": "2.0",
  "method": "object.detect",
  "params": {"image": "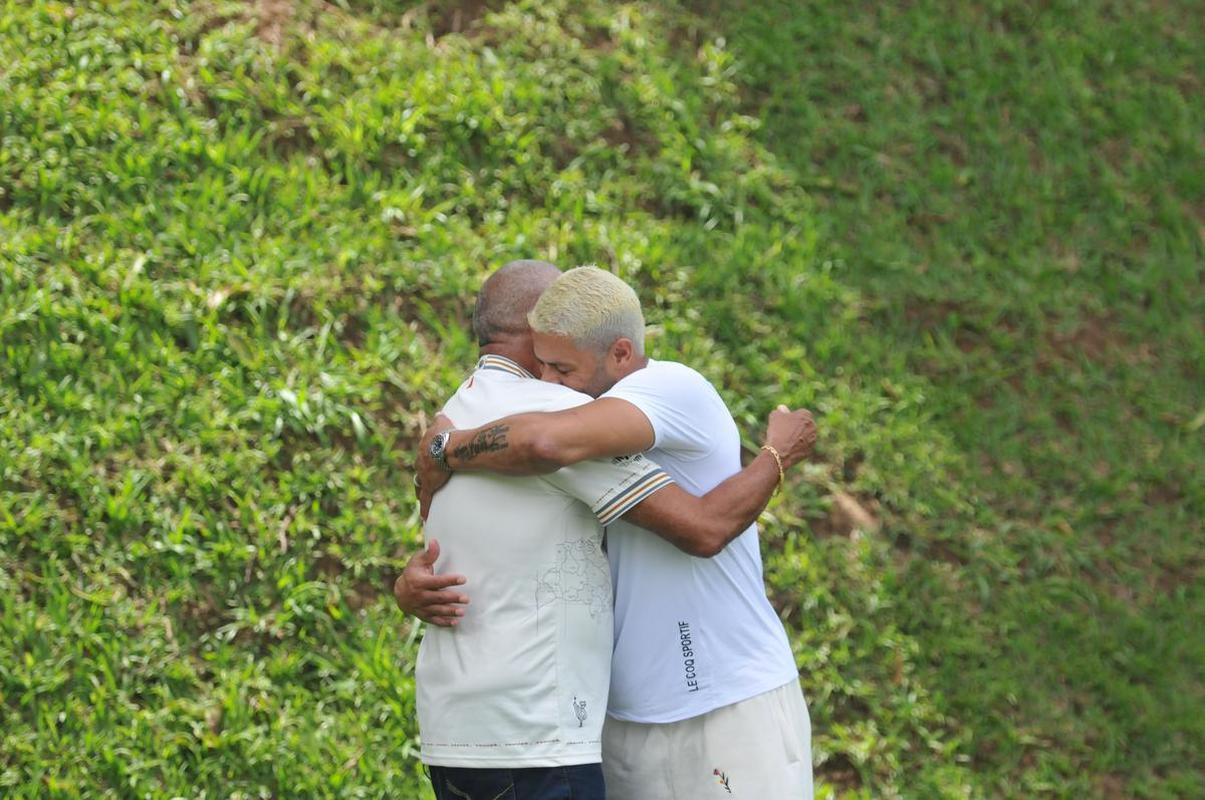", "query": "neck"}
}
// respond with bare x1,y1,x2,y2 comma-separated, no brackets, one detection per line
615,354,649,380
480,343,521,362
479,342,537,376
